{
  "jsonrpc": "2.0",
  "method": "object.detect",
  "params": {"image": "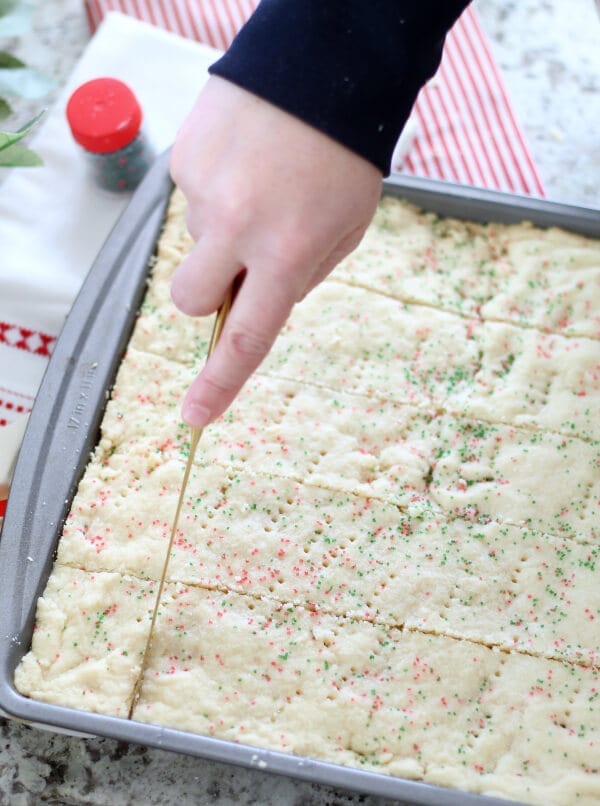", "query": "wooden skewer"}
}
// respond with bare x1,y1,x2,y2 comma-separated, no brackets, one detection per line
128,288,234,719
